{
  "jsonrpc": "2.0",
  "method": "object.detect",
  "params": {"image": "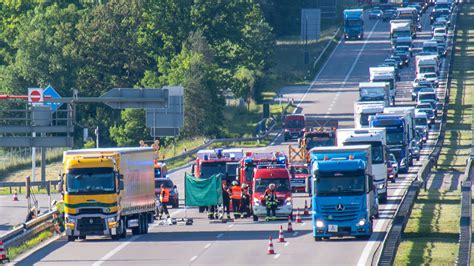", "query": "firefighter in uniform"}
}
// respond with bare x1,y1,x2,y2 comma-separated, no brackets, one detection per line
220,182,231,219
241,184,251,218
159,184,171,219
264,183,278,221
230,181,242,219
